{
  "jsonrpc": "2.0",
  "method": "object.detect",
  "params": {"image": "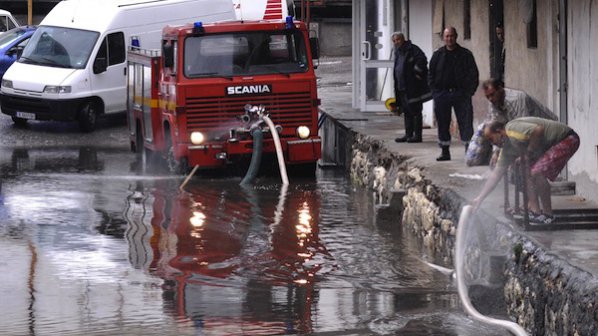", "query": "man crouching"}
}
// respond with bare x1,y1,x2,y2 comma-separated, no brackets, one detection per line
471,117,579,224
